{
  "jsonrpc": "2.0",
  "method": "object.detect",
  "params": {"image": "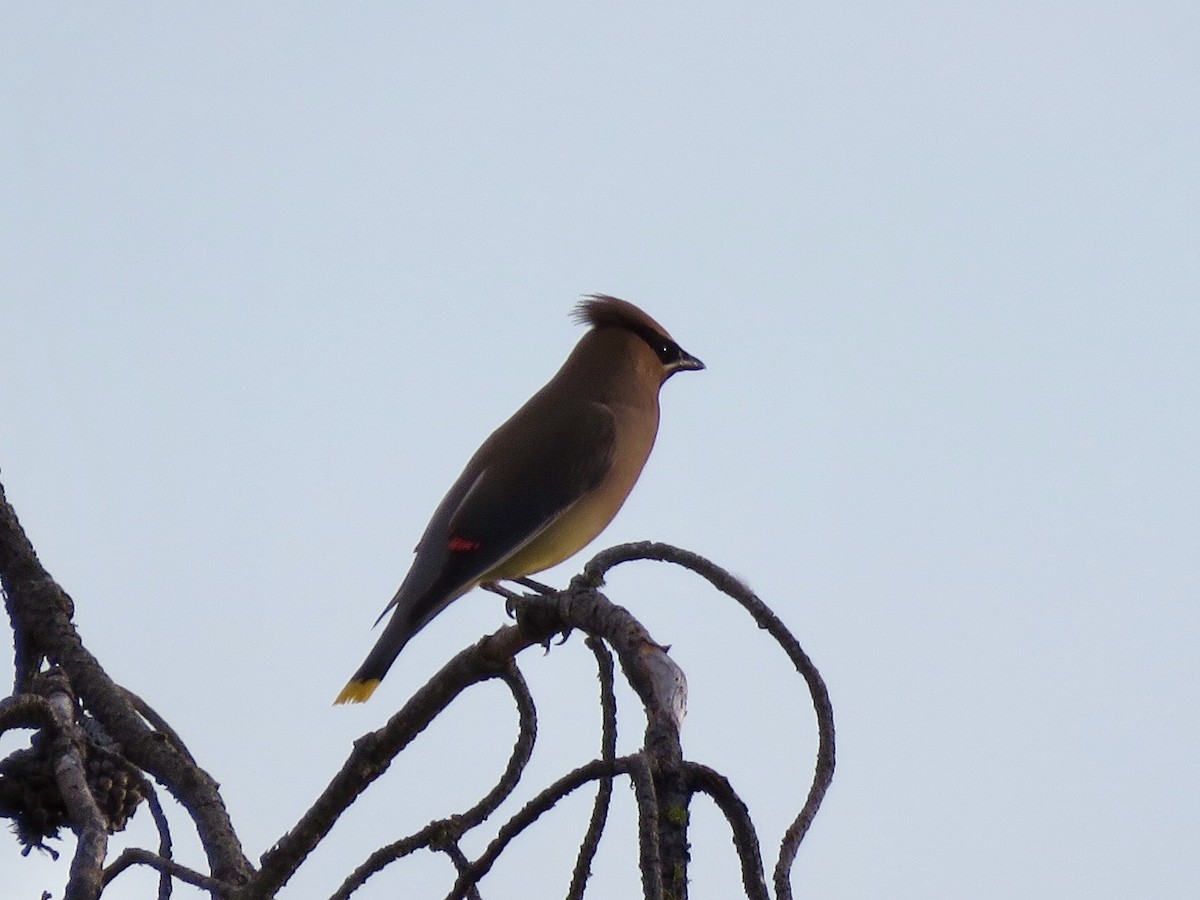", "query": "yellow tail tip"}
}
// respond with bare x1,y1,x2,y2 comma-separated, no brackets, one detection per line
334,679,381,705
